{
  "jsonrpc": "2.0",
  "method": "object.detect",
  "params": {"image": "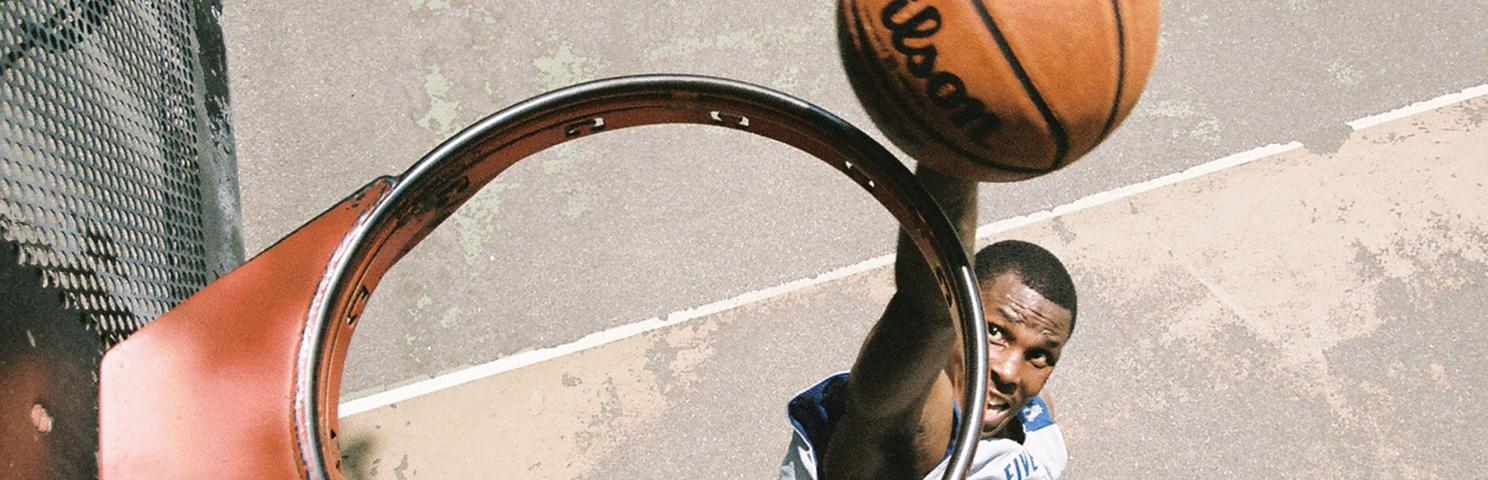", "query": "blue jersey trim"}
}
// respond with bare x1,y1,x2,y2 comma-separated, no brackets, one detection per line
786,372,851,457
1019,396,1055,432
